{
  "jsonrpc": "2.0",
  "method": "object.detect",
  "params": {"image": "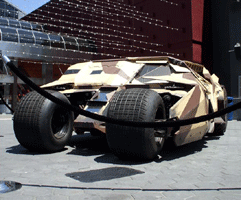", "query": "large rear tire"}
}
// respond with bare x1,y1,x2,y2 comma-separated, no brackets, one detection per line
13,91,74,152
106,88,166,161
